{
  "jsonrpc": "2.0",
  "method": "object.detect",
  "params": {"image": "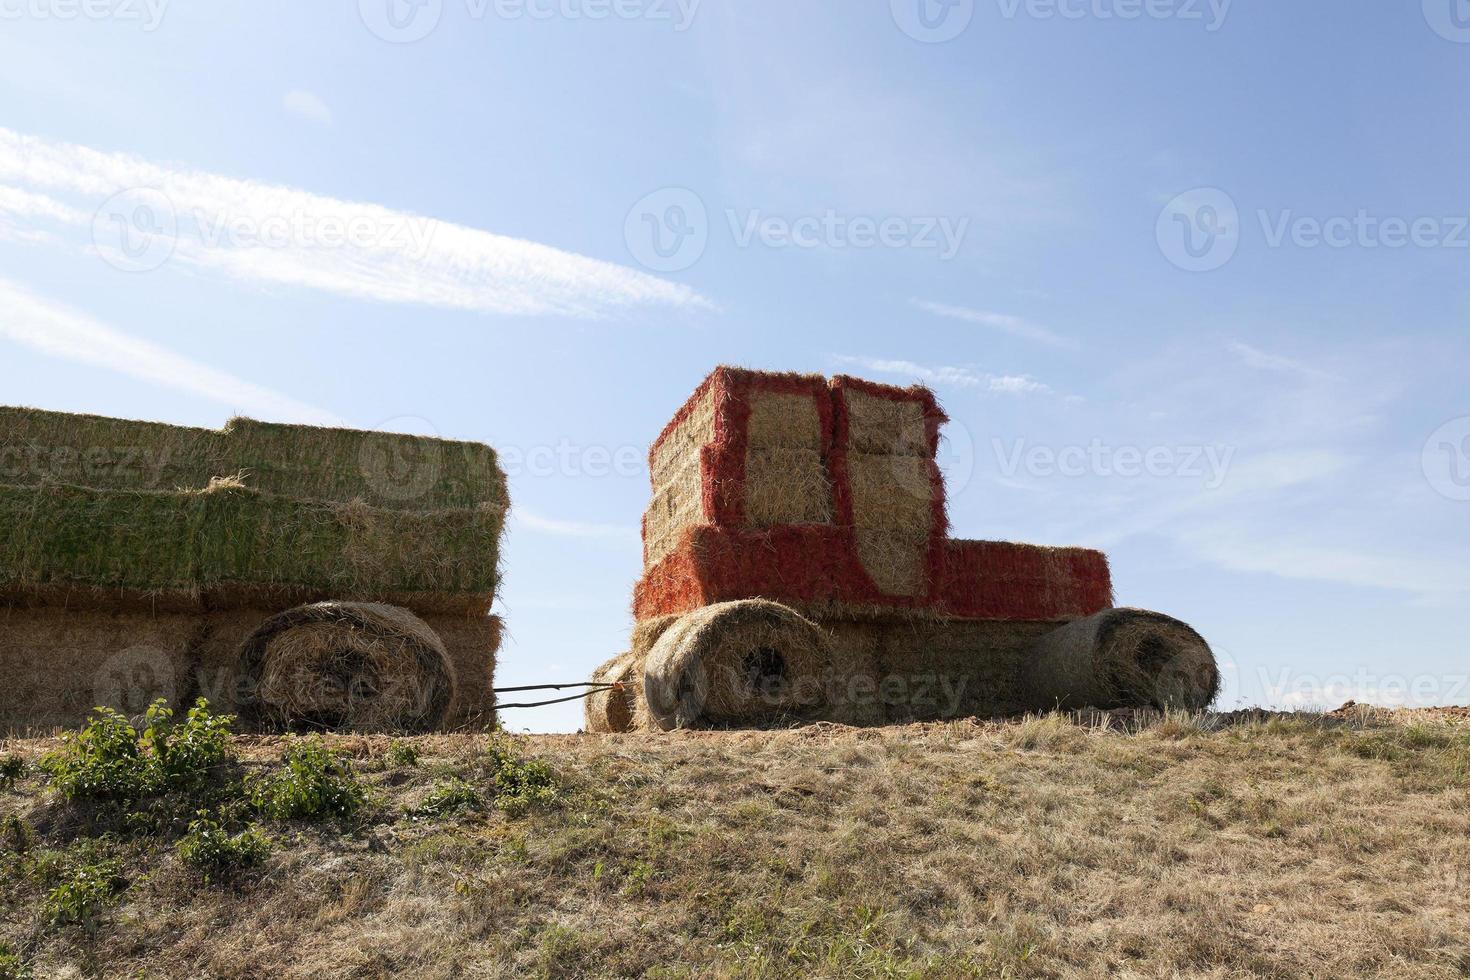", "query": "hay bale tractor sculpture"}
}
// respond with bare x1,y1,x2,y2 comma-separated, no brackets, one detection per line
0,408,506,733
588,368,1220,731
0,365,1217,735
